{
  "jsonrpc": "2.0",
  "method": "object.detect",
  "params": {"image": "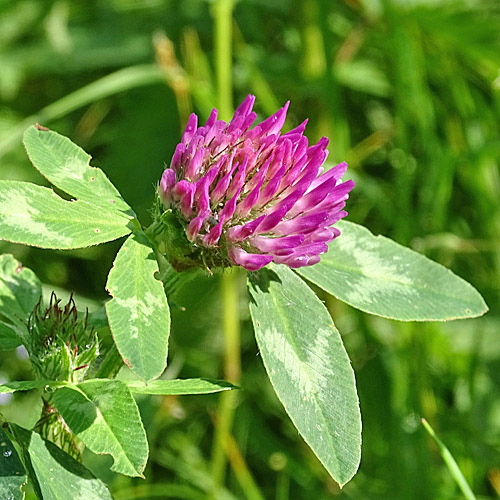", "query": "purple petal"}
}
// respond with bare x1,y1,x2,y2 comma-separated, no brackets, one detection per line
250,234,304,254
226,159,248,199
272,211,330,236
181,113,198,145
185,147,205,181
173,180,195,217
256,165,286,208
195,165,221,212
255,205,289,233
283,254,321,268
241,111,257,133
305,162,348,194
203,220,224,246
227,215,266,242
324,209,348,226
272,242,328,266
314,197,347,214
211,157,238,202
235,177,265,218
186,210,210,241
204,120,226,148
170,143,186,171
303,228,337,244
243,155,272,193
218,187,243,225
228,247,273,271
269,164,319,216
205,108,218,128
230,95,255,124
159,169,176,204
258,102,289,136
282,119,308,137
288,174,351,217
